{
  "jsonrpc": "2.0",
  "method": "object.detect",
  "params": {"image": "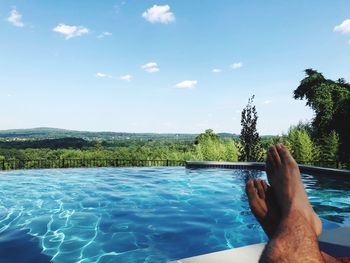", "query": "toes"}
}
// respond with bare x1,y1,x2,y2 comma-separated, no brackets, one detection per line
254,179,266,199
276,144,295,165
261,180,268,192
245,179,258,200
266,153,275,175
269,145,282,166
